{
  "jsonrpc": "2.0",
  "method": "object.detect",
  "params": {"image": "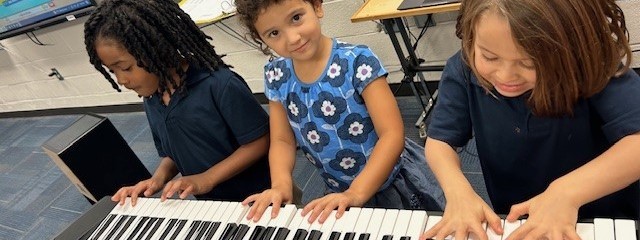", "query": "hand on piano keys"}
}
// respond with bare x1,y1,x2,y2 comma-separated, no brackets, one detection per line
85,197,638,240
